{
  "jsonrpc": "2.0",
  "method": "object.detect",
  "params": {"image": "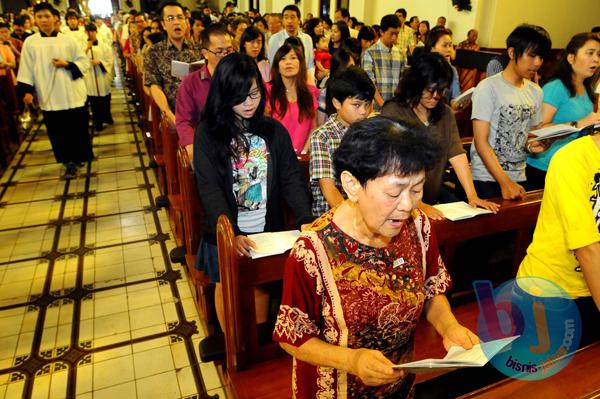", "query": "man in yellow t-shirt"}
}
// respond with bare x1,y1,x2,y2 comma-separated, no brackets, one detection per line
518,133,600,345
